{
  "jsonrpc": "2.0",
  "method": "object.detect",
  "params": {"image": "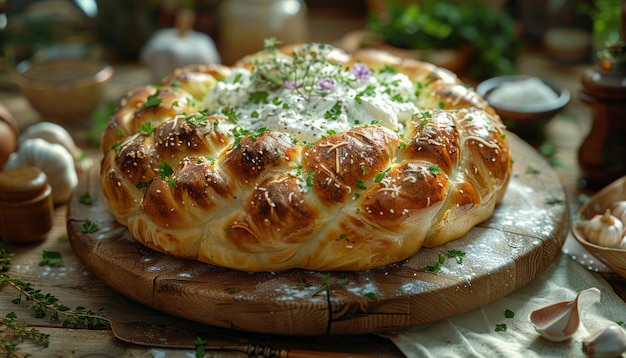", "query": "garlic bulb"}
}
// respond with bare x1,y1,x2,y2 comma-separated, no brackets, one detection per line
4,138,78,205
610,200,626,227
584,209,623,248
582,324,626,357
18,121,91,172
